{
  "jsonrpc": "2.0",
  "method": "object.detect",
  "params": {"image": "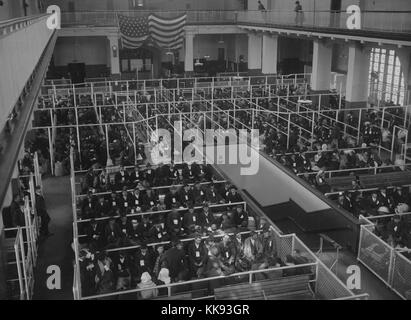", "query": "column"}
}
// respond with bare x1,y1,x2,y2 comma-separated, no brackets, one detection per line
248,33,262,73
311,40,333,91
346,42,371,108
108,35,120,75
0,229,6,299
397,48,411,105
184,33,194,73
262,34,278,74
